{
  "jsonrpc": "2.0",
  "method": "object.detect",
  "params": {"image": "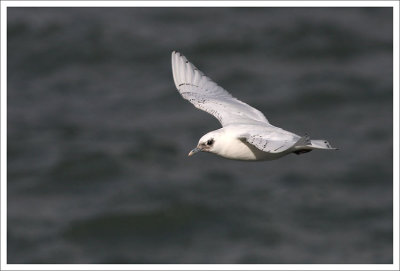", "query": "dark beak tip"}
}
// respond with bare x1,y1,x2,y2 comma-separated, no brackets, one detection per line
188,147,201,157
